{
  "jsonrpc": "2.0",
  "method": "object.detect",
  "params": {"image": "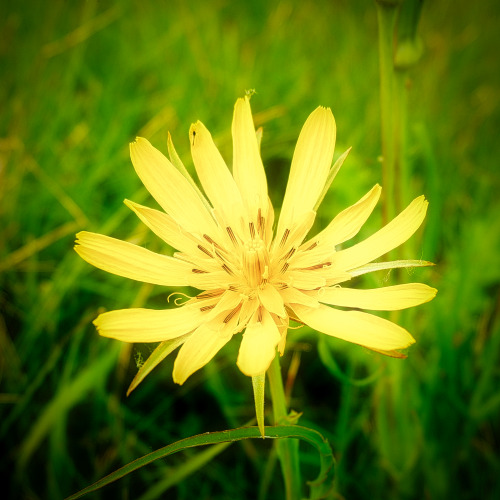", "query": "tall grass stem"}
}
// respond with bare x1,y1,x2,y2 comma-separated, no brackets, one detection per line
267,355,302,500
376,1,398,226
